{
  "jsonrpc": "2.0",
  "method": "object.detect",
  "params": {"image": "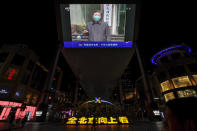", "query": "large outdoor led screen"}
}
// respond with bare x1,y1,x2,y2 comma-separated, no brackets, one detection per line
60,4,136,48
